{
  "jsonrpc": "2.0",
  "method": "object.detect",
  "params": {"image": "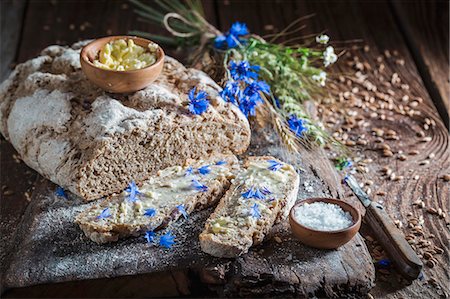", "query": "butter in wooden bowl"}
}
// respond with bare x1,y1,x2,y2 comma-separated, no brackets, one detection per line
93,38,159,71
80,36,165,93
